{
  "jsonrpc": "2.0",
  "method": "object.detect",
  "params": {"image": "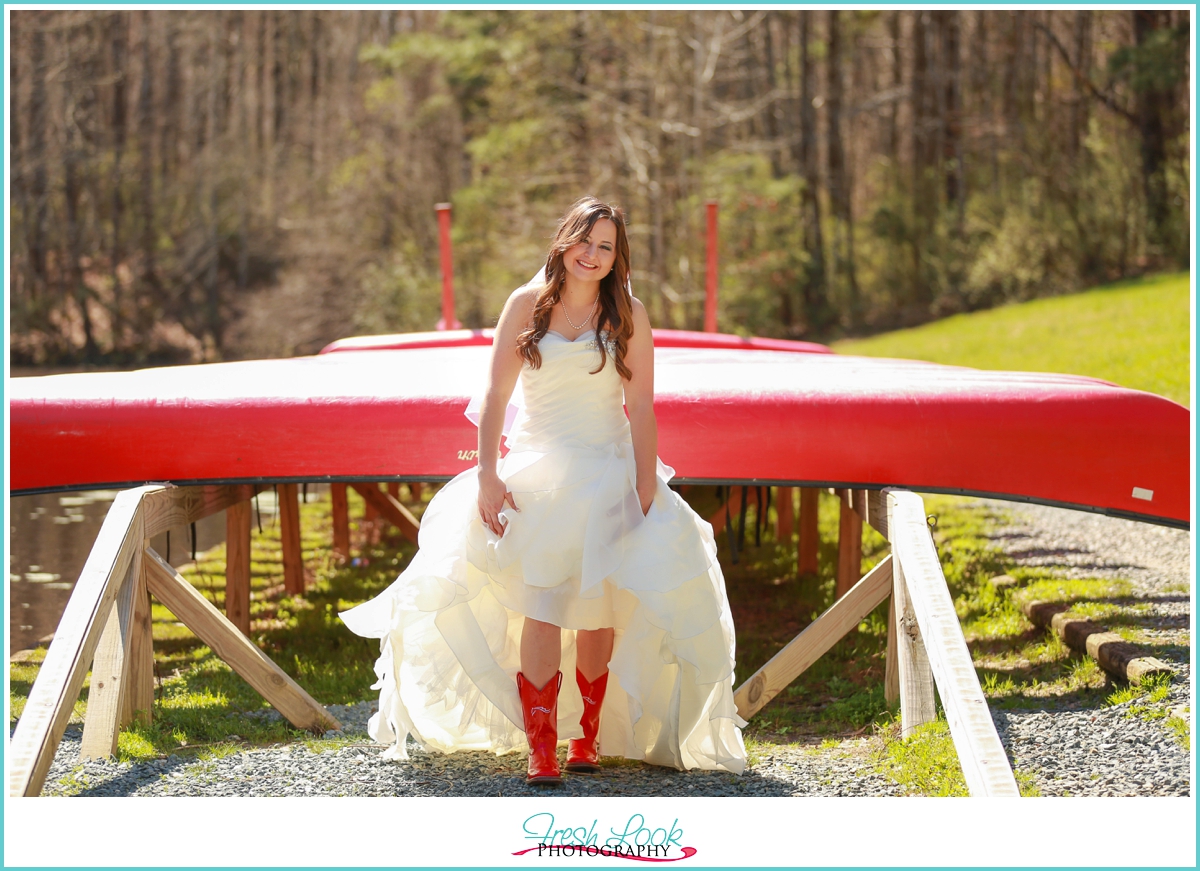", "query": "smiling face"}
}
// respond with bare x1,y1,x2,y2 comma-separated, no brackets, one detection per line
562,218,618,287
